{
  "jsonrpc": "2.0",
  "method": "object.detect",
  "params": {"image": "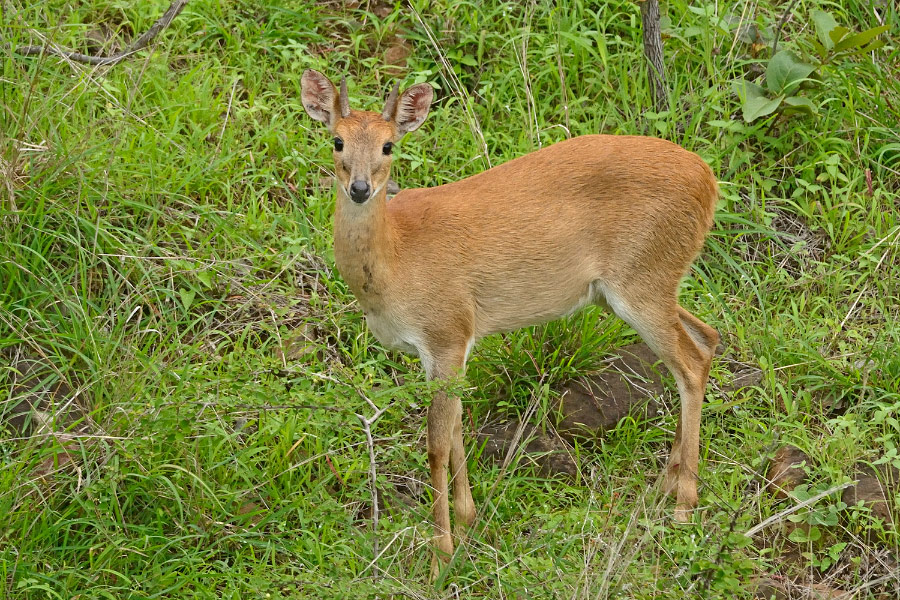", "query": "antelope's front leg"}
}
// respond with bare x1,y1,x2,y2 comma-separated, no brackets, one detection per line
427,388,455,581
423,336,473,582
